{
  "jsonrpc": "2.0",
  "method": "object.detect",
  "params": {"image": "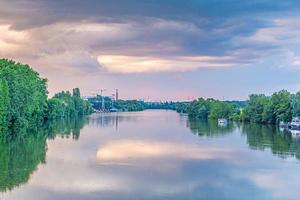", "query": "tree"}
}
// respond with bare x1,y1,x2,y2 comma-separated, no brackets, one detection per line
243,94,269,123
291,91,300,117
175,102,190,113
262,100,275,124
184,98,242,120
208,100,234,119
0,80,9,133
271,90,292,123
46,88,92,119
188,98,209,118
0,59,48,131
